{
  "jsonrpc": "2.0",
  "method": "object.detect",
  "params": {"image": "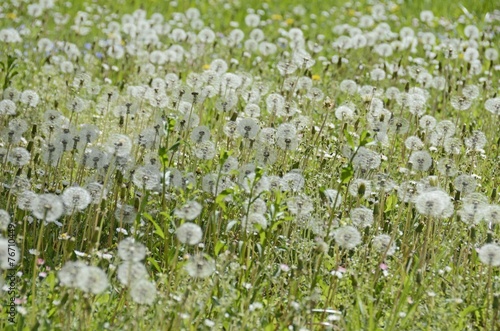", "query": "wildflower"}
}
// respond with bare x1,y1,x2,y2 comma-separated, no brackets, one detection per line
117,261,148,286
350,207,374,228
185,254,215,278
7,147,31,167
464,131,487,151
352,147,381,171
17,191,39,211
19,90,40,107
130,279,157,305
76,266,109,294
454,174,476,195
117,237,147,262
0,210,10,231
32,194,64,223
62,186,92,212
405,136,424,150
258,127,275,145
174,201,202,220
450,95,472,111
334,226,362,250
106,134,132,157
482,205,500,224
444,137,463,155
348,179,372,198
436,158,458,177
237,118,260,139
58,261,87,288
190,126,211,144
0,99,17,115
281,171,305,192
477,244,500,266
287,195,314,216
244,104,261,118
85,182,106,204
372,234,396,256
414,190,452,218
255,145,277,166
485,97,500,116
409,151,432,171
194,141,216,160
435,120,456,138
335,105,355,121
242,213,268,230
132,165,161,190
176,222,203,245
